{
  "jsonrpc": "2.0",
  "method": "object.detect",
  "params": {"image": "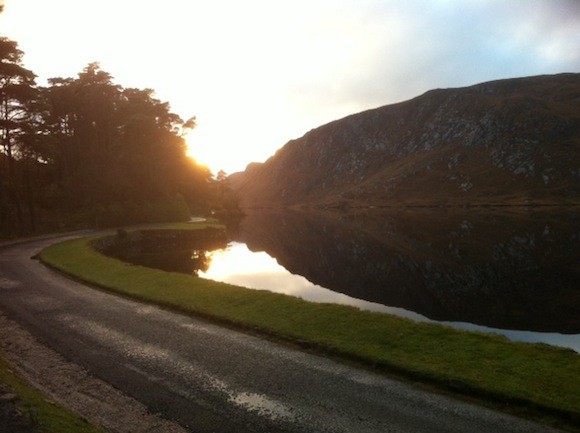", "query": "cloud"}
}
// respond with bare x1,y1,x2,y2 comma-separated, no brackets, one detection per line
285,0,580,121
